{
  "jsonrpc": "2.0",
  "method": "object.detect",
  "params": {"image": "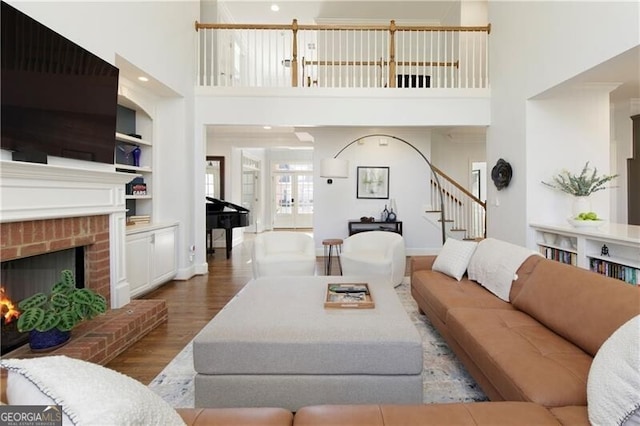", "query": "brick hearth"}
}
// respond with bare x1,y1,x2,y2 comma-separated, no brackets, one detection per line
4,299,167,364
